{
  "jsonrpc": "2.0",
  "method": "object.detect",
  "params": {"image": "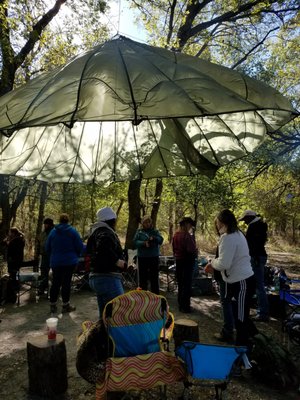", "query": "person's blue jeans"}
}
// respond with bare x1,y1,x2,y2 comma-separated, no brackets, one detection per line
219,279,235,336
89,274,124,318
251,256,269,318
